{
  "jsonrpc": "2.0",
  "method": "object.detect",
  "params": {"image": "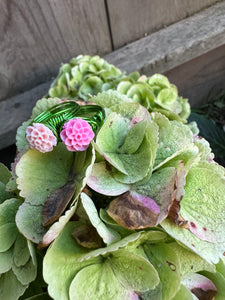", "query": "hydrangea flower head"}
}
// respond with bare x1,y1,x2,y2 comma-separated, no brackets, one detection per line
26,123,57,153
60,118,95,151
